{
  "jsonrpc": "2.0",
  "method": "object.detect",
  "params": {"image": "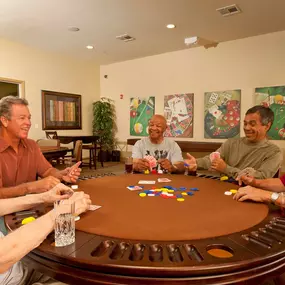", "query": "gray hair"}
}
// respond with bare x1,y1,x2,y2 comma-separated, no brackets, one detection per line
246,105,274,127
0,96,29,120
